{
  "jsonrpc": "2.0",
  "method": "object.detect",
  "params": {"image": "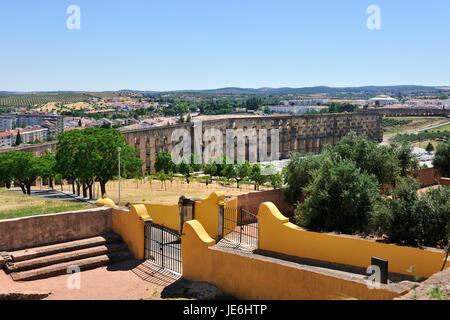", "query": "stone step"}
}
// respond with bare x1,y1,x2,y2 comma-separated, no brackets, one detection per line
6,243,129,273
10,233,122,263
10,250,132,281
